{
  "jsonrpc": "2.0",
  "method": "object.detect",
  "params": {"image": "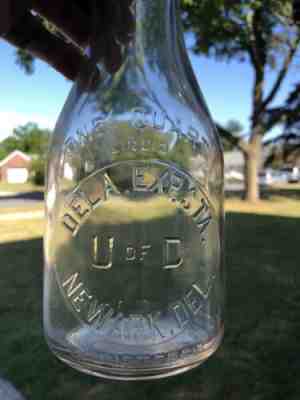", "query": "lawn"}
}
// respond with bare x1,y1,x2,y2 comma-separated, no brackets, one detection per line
0,205,44,216
0,188,300,399
0,182,44,194
0,218,44,243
